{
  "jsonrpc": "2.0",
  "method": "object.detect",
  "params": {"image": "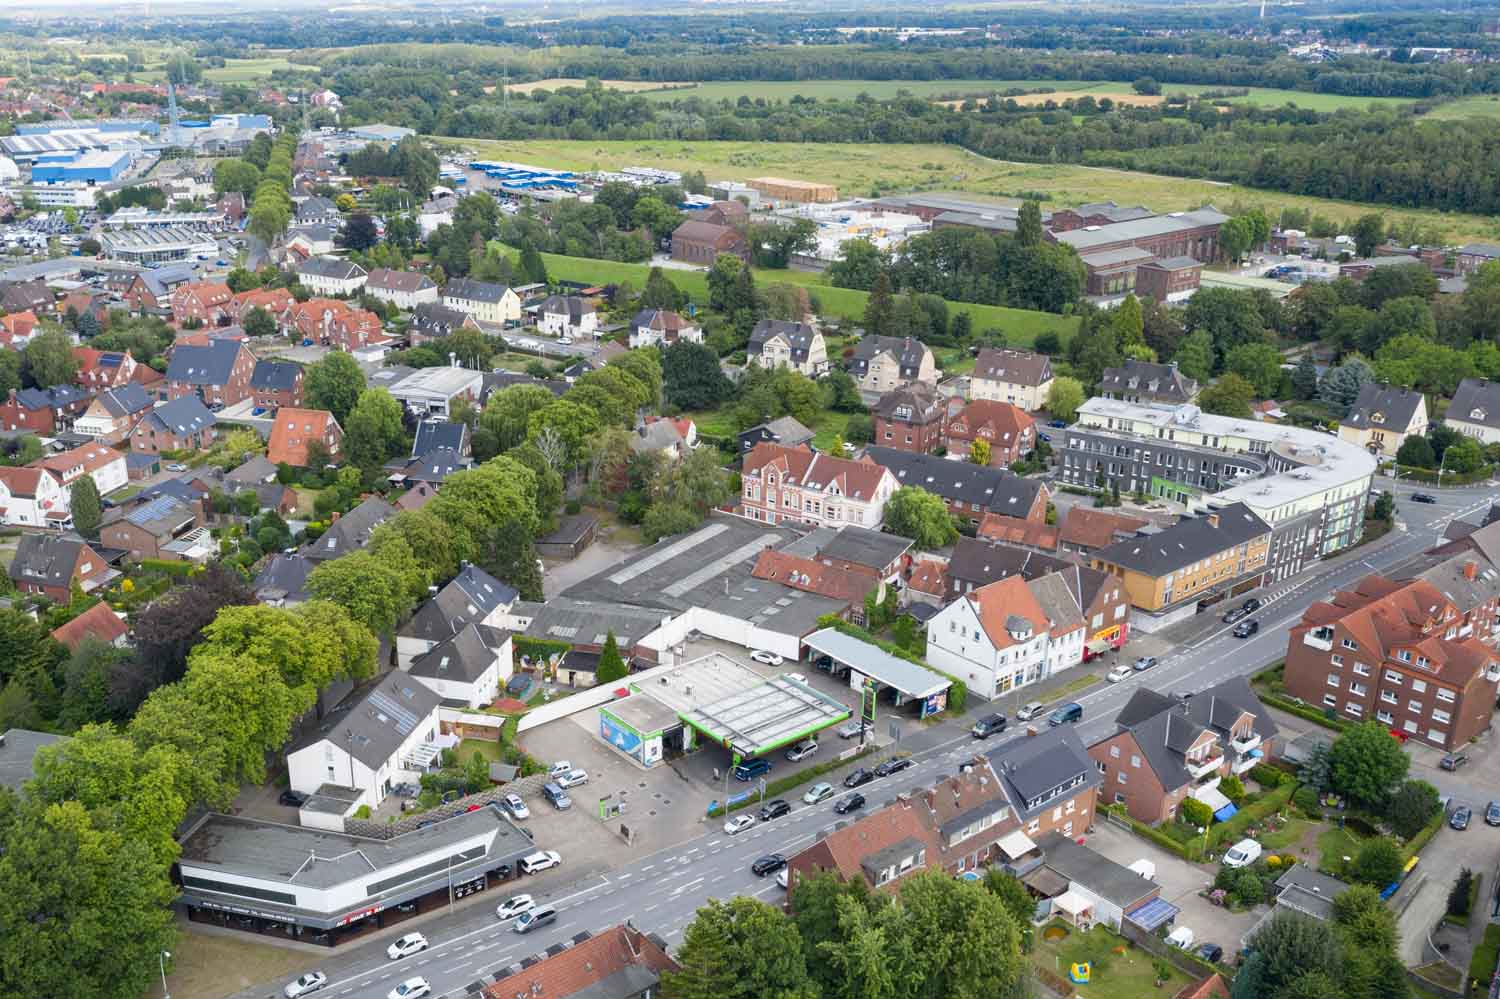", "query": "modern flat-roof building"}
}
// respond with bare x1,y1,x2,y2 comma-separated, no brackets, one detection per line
1062,398,1375,590
101,226,220,265
176,804,535,943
